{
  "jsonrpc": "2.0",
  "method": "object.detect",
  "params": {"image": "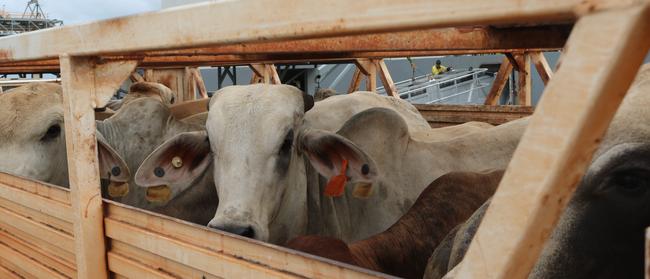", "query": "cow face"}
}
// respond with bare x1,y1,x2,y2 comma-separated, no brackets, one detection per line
135,84,378,243
530,142,650,279
0,84,69,185
0,83,129,188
